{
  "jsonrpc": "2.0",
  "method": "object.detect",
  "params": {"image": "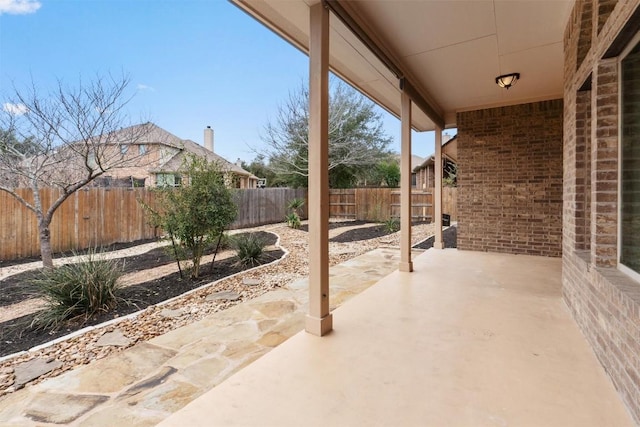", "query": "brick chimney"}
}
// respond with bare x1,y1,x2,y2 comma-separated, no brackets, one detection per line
204,126,214,152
